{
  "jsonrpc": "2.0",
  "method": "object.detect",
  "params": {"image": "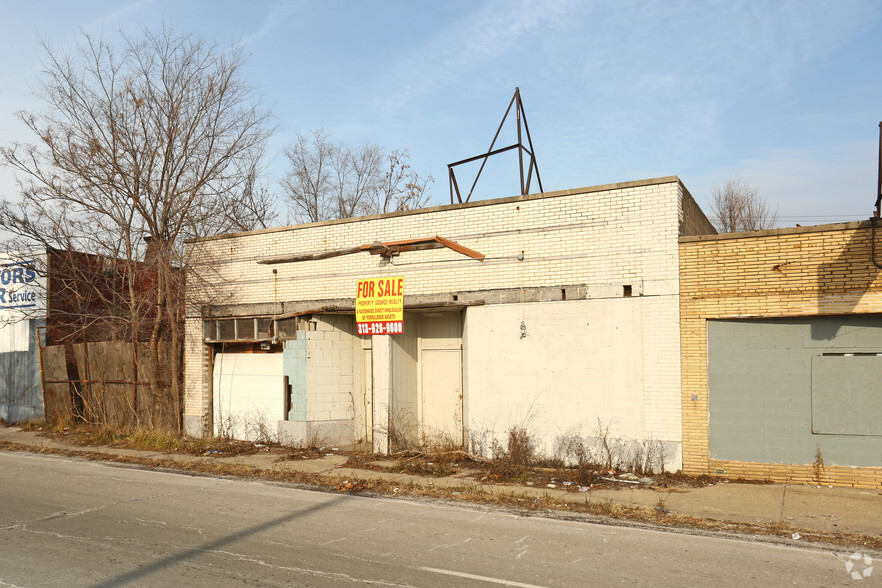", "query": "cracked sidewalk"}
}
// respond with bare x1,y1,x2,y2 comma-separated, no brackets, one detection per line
1,426,880,540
